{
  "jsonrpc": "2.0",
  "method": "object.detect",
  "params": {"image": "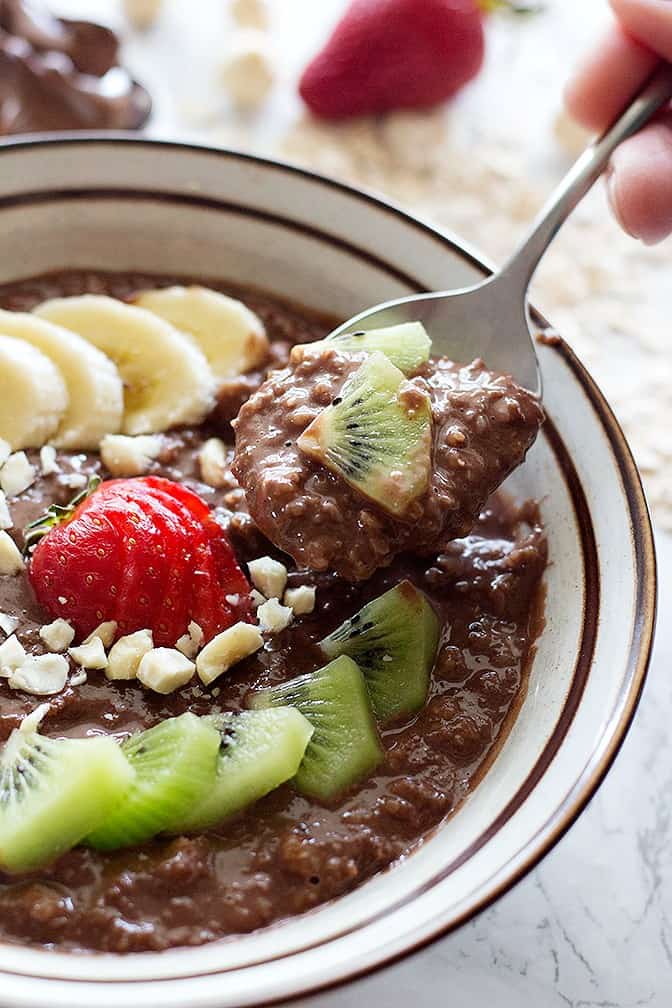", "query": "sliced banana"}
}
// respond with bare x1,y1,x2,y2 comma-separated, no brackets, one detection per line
0,310,123,451
0,336,68,451
35,296,216,436
132,286,269,384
